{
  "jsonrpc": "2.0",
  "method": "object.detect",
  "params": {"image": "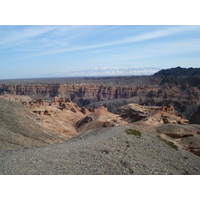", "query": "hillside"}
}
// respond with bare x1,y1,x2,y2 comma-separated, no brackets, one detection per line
0,98,68,152
0,125,199,175
0,95,126,152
